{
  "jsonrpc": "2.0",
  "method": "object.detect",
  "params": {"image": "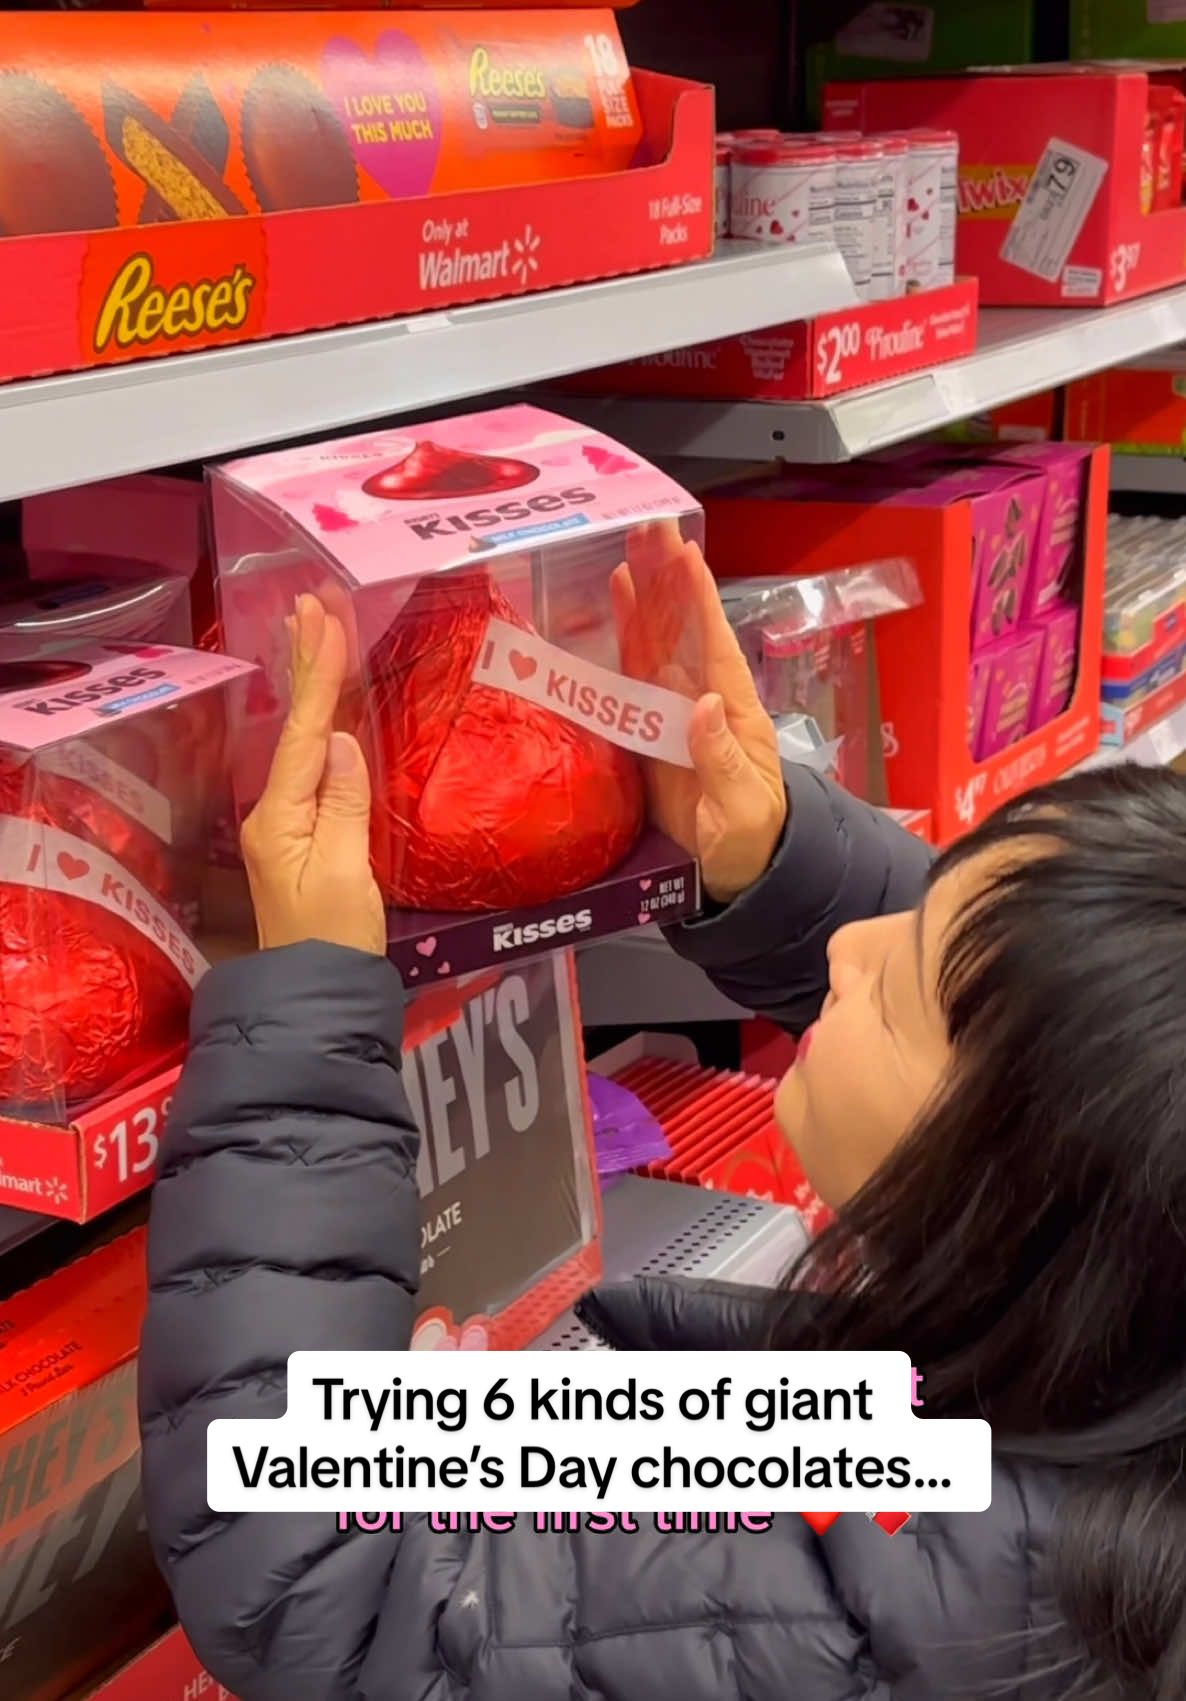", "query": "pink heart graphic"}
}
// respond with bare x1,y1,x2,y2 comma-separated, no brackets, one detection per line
322,31,443,199
637,911,652,927
408,967,420,978
509,650,538,682
415,936,437,958
57,852,90,882
583,443,639,477
313,502,356,533
437,961,452,977
639,879,653,892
